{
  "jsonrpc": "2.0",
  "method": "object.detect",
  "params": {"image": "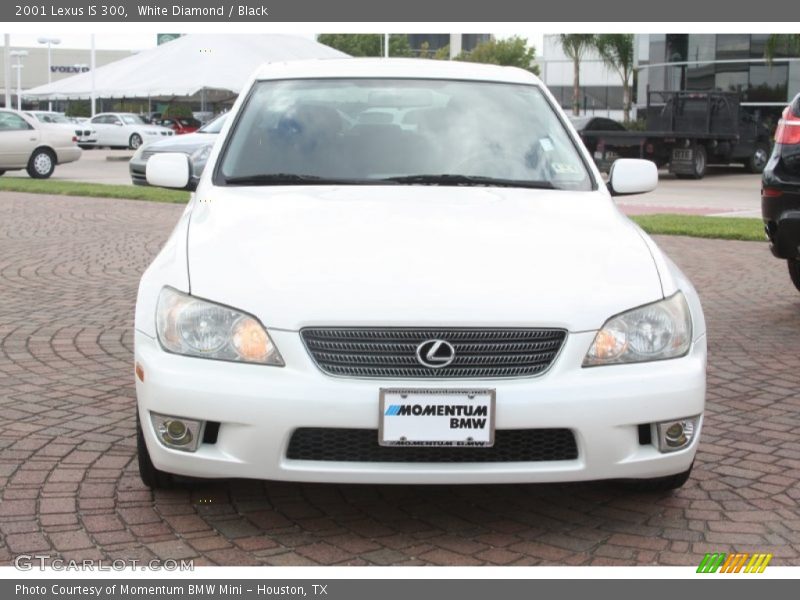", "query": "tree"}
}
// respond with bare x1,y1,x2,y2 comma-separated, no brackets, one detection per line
558,34,595,116
764,34,800,63
316,34,413,57
455,36,539,74
593,34,635,123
